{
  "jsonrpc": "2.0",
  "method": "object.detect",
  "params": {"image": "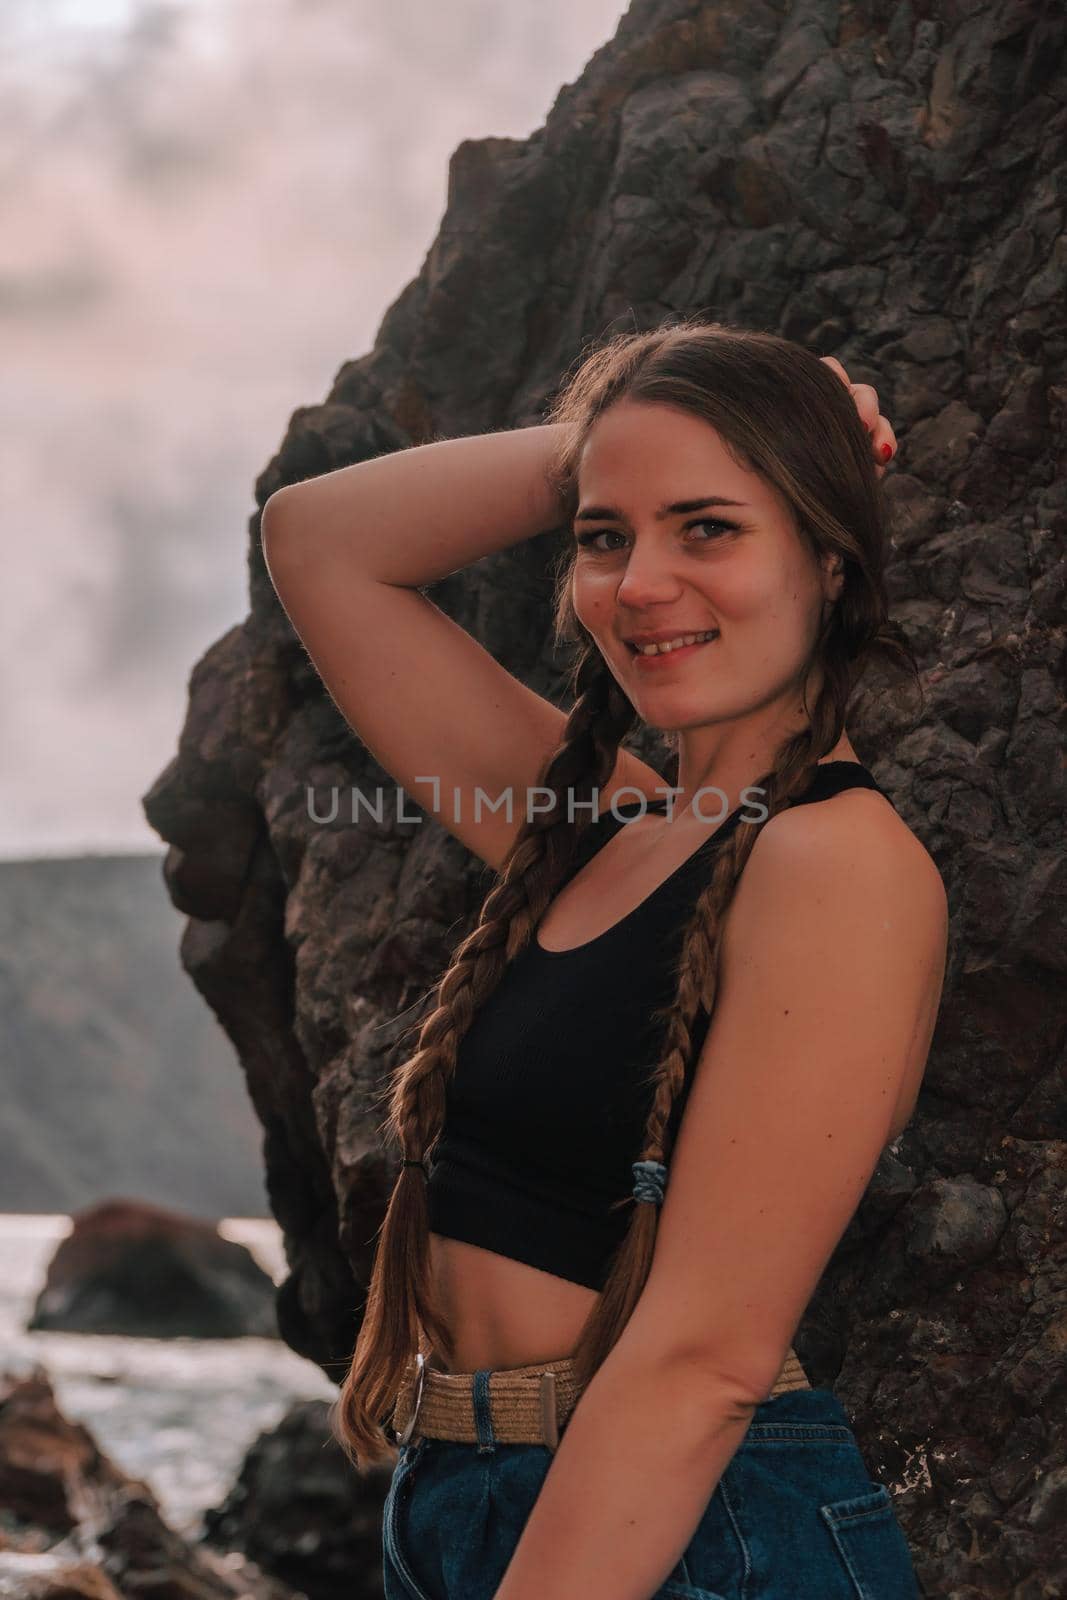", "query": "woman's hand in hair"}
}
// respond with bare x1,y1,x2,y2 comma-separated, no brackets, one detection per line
819,355,897,479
